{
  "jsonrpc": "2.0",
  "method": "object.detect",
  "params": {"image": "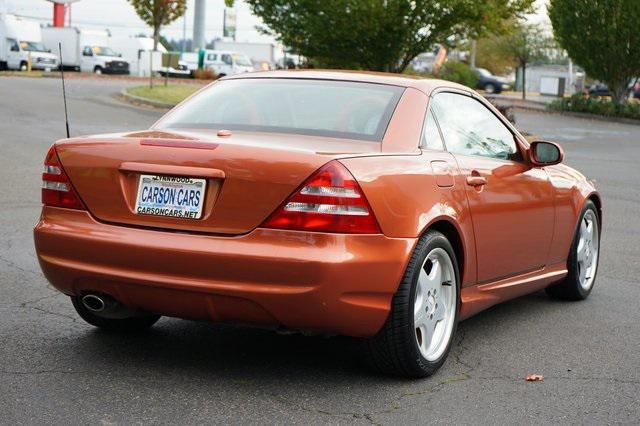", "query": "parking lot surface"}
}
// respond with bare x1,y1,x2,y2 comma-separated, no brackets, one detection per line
1,77,638,424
